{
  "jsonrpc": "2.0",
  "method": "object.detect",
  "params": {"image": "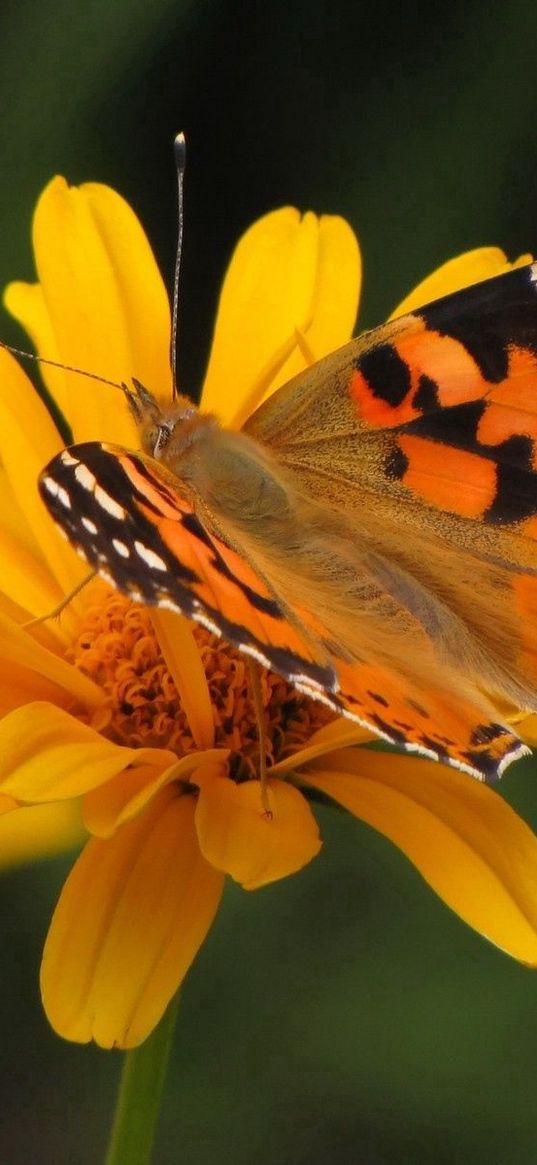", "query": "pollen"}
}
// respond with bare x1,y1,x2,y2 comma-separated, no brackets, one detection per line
66,584,333,765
